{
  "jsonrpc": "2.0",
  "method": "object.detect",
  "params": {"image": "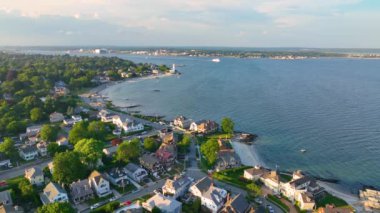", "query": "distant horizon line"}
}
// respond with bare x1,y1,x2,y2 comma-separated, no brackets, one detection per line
1,45,380,50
